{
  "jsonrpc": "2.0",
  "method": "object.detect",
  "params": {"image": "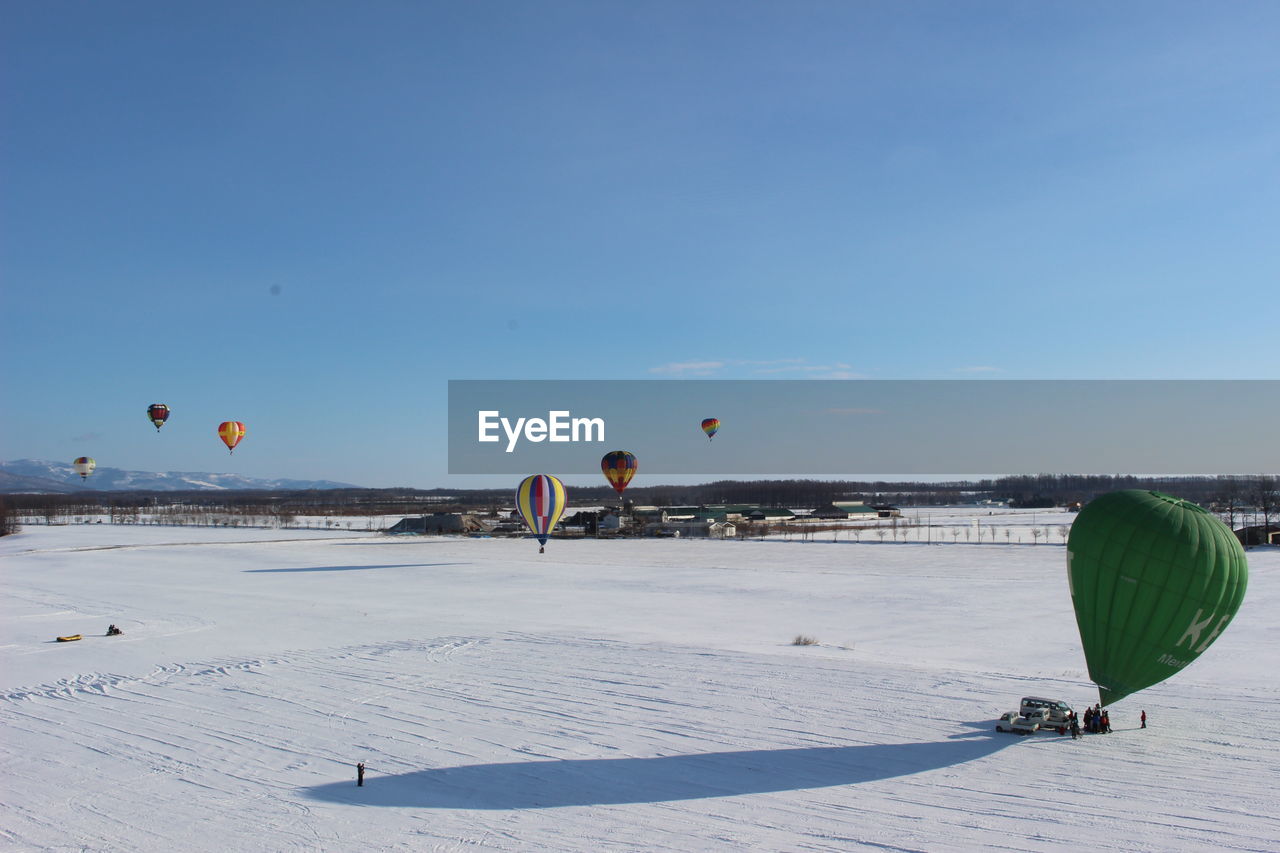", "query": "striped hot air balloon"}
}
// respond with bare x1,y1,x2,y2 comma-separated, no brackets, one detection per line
147,403,170,431
600,450,637,496
701,418,720,440
73,457,96,480
515,474,567,552
217,421,246,454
